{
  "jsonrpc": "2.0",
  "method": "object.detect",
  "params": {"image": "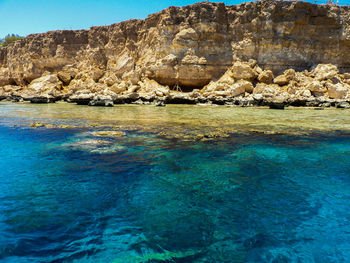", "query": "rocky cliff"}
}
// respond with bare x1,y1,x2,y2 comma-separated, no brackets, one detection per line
1,0,350,107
